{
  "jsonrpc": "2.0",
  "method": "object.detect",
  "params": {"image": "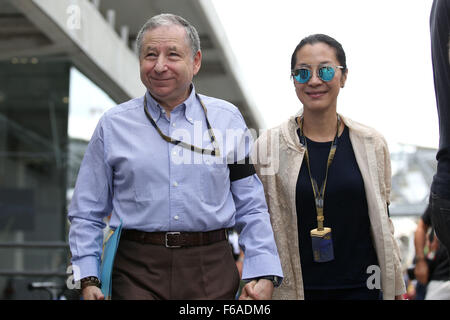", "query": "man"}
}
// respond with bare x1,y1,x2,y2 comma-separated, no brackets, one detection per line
68,13,282,300
414,204,450,299
429,0,450,254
